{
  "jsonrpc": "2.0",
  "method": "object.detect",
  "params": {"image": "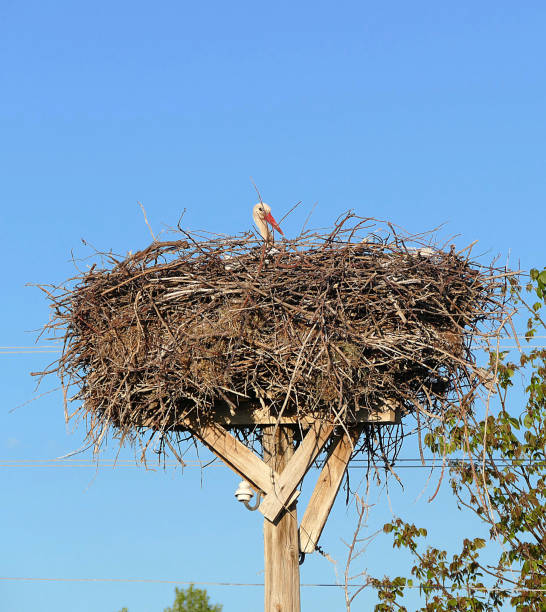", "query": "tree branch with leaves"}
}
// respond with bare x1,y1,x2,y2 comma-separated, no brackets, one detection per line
368,268,546,610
